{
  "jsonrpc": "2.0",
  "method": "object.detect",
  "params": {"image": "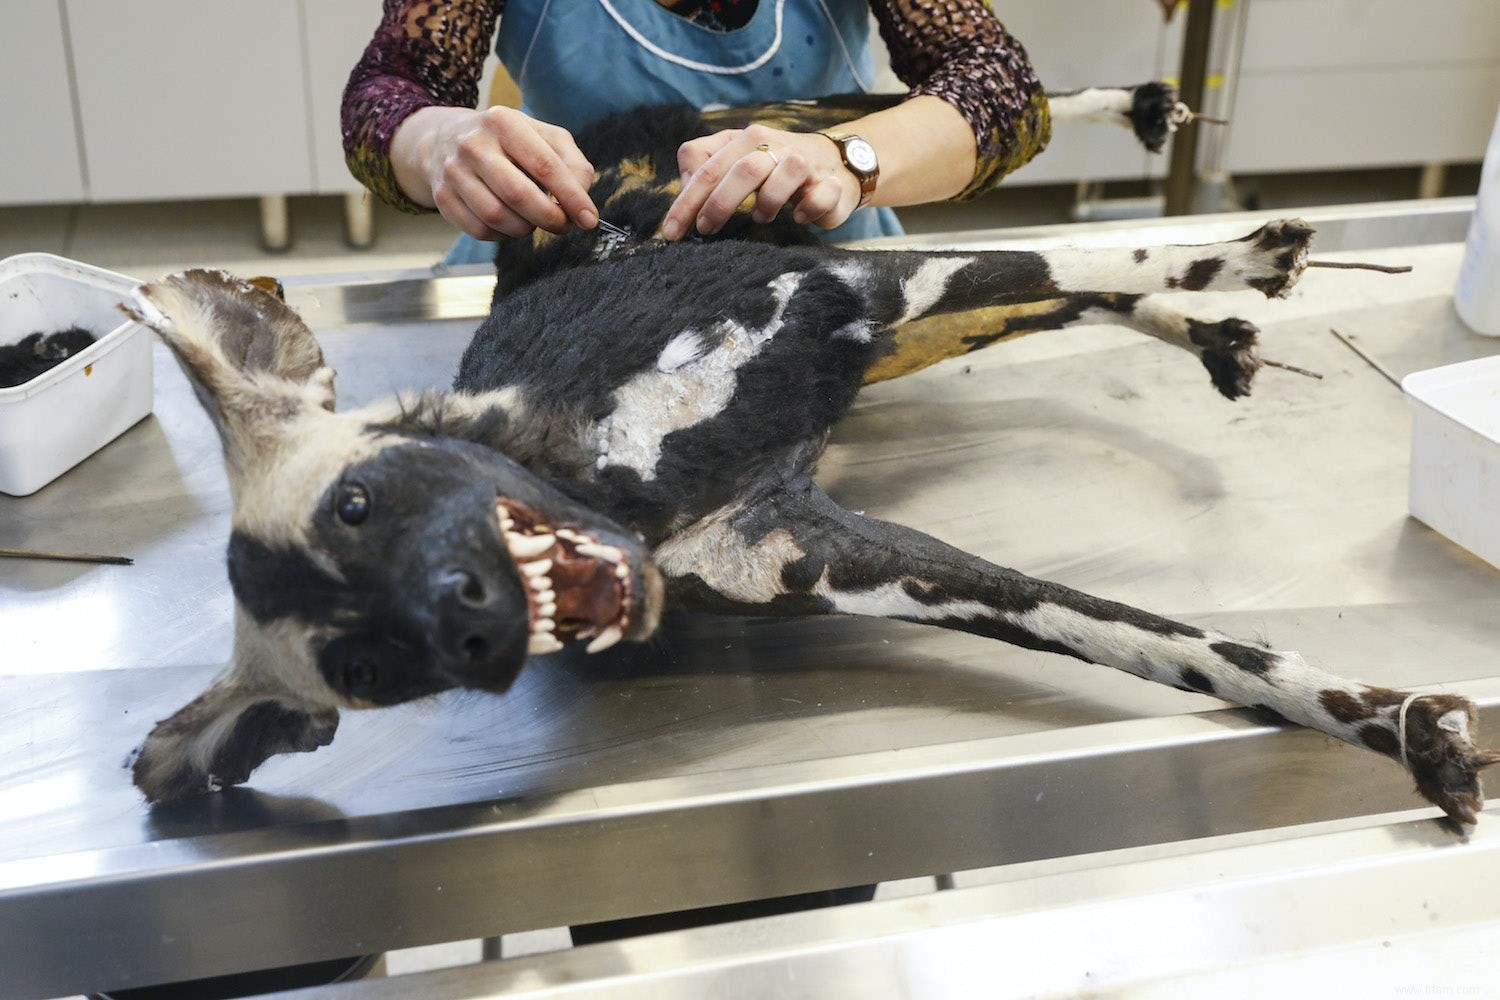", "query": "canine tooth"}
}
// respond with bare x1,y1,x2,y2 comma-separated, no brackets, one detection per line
576,542,624,563
556,528,582,542
586,626,624,654
520,558,553,578
508,532,556,558
539,601,557,618
527,633,564,655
